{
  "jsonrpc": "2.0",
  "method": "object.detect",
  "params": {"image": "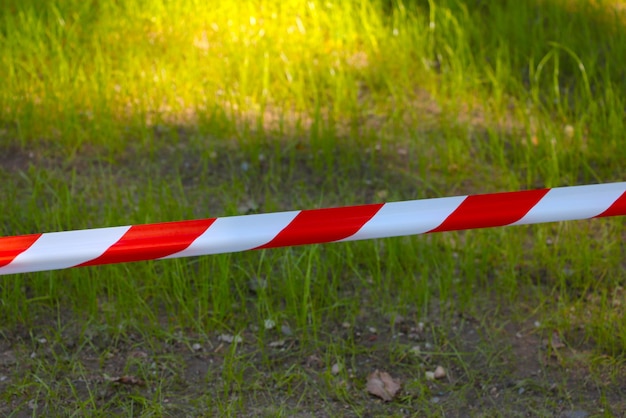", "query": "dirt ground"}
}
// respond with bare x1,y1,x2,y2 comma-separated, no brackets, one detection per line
1,293,625,417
